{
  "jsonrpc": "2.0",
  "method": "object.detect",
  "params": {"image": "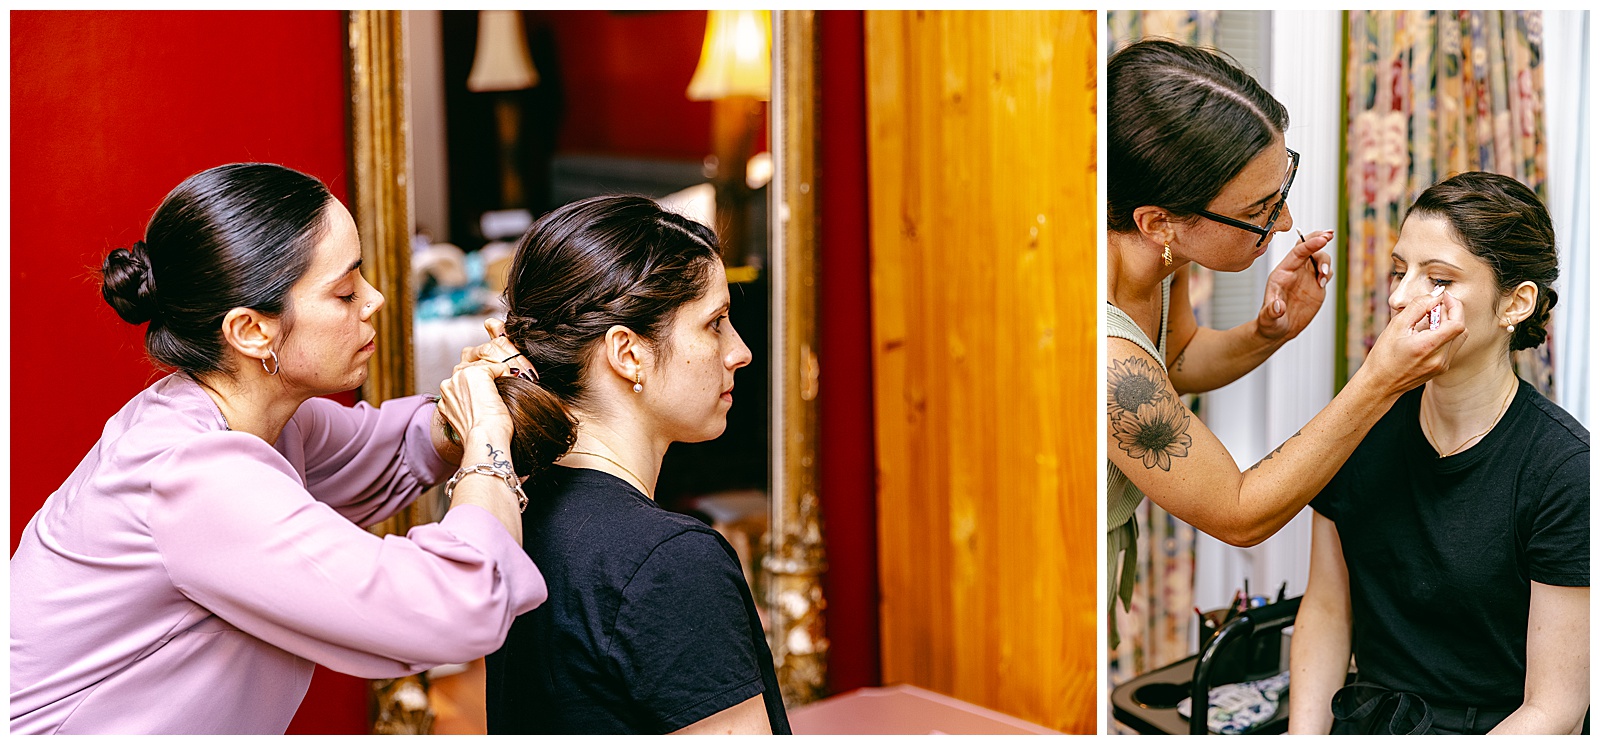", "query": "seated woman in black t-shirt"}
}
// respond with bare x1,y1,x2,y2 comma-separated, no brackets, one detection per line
1289,173,1589,735
473,195,789,734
